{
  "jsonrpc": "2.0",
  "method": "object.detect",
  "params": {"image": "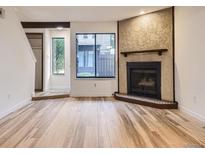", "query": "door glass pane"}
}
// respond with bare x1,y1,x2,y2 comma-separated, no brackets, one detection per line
77,34,95,77
96,34,115,77
52,38,65,75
